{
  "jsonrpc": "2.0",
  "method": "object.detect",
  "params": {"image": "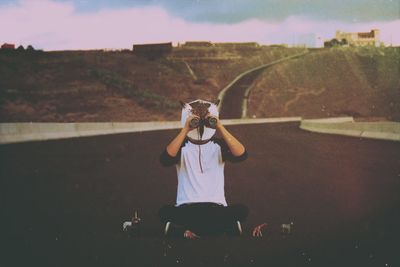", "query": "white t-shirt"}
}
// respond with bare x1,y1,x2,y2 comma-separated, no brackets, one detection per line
160,137,248,207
